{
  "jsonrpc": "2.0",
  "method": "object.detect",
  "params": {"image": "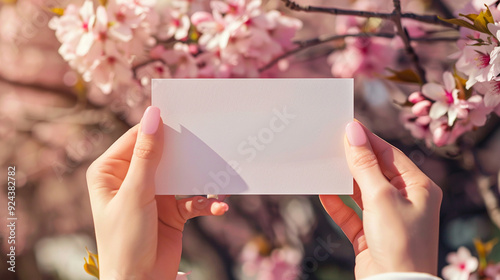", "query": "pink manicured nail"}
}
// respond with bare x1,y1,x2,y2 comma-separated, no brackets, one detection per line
220,203,229,212
346,121,367,146
141,106,160,135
